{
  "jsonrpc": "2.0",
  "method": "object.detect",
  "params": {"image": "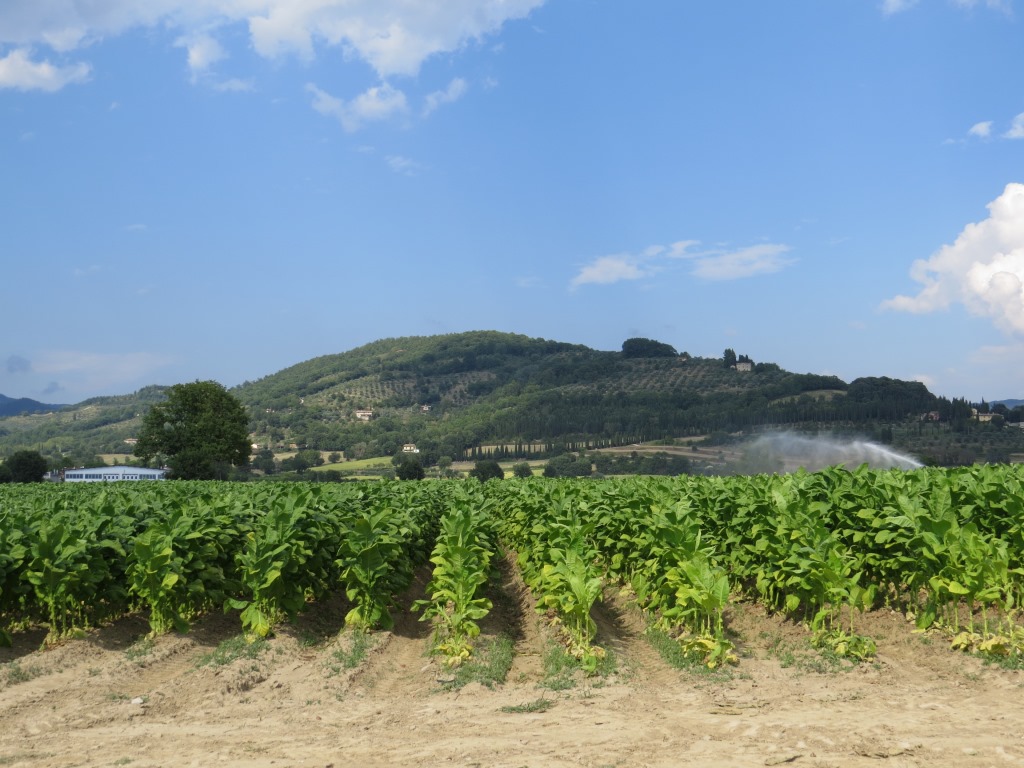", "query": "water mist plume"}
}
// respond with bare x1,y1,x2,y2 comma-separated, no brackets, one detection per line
738,432,923,474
